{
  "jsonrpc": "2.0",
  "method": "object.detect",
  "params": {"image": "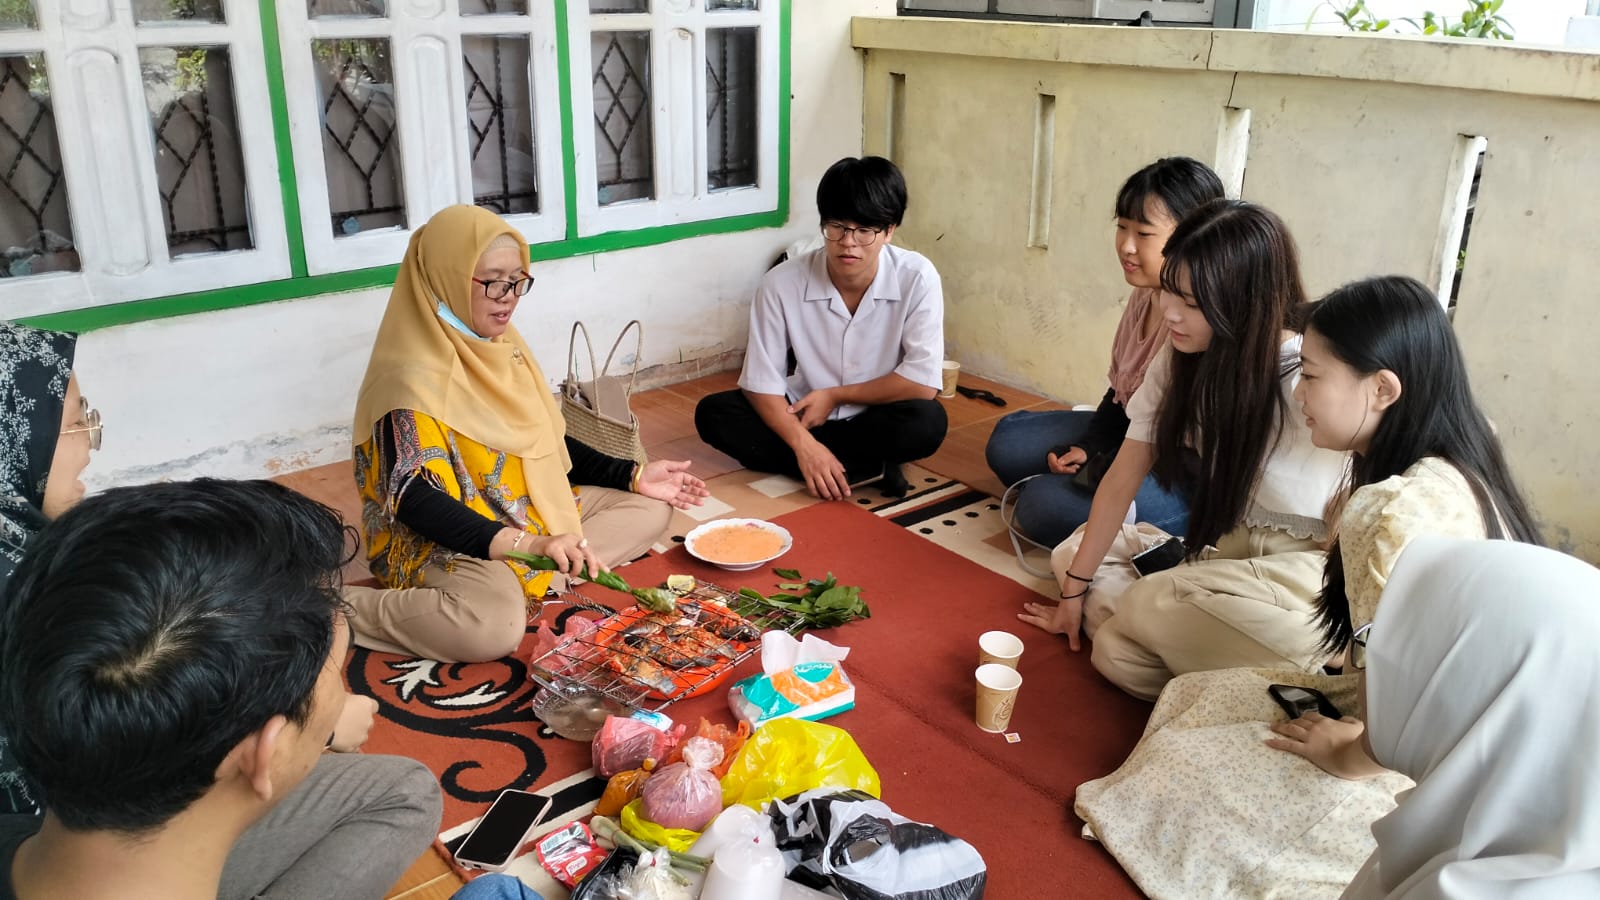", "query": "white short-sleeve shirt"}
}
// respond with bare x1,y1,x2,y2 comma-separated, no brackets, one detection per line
1125,335,1348,537
738,245,944,421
